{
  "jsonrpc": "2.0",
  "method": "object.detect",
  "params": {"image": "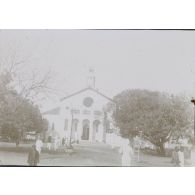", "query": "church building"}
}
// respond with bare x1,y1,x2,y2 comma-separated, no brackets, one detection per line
43,69,117,144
